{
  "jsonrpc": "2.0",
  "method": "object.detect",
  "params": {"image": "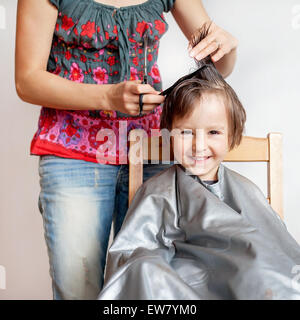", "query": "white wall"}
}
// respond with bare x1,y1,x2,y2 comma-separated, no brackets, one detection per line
0,0,299,299
0,0,51,299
